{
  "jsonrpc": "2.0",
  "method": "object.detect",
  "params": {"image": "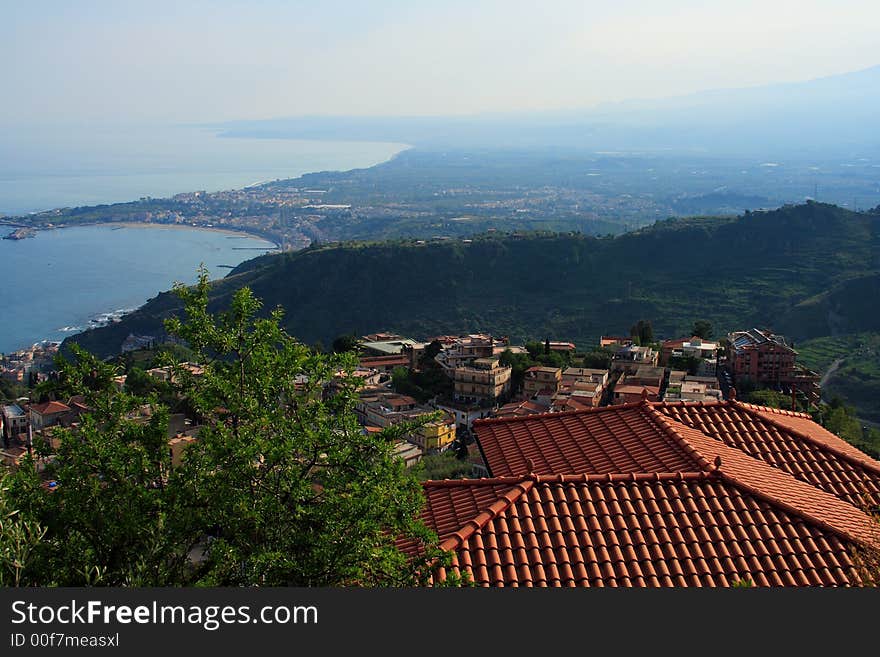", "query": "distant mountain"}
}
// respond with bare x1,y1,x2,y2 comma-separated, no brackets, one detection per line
65,202,879,359
218,66,880,157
